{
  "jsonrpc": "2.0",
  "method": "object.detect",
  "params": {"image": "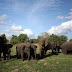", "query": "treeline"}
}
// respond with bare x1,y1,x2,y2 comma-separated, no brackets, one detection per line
0,32,72,45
